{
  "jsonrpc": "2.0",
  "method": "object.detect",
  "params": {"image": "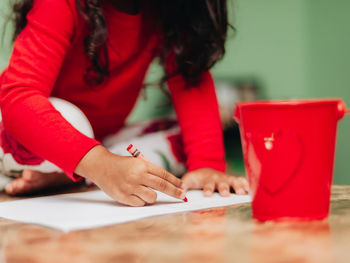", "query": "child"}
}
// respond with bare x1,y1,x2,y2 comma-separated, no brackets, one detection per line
0,0,249,206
